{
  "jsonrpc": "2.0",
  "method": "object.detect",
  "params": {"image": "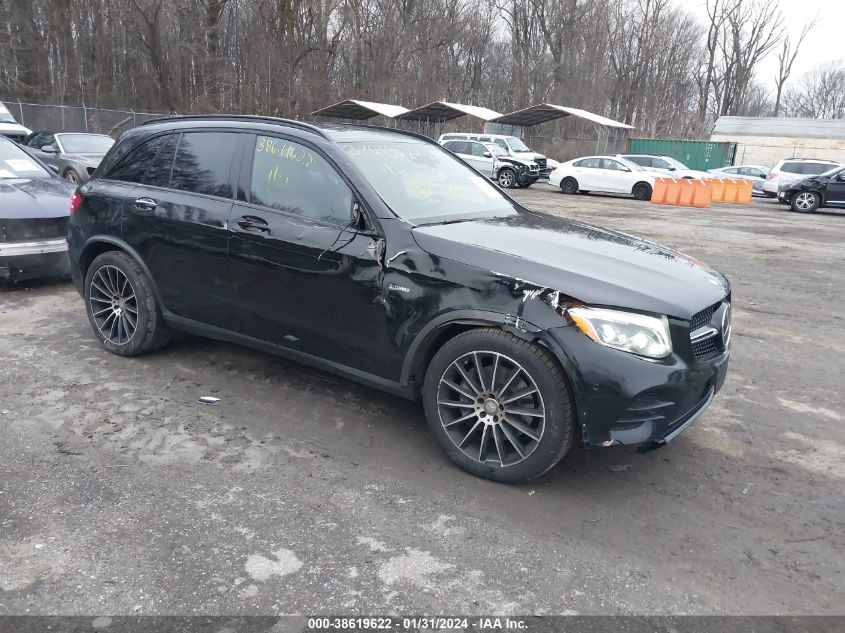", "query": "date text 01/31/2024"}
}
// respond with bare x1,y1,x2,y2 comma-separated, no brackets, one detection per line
307,617,528,630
